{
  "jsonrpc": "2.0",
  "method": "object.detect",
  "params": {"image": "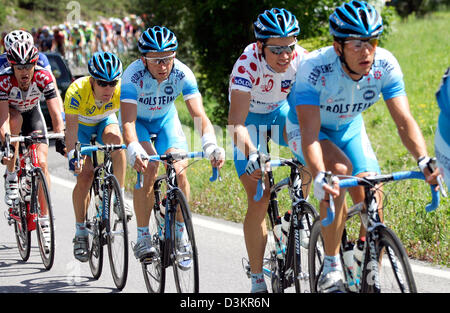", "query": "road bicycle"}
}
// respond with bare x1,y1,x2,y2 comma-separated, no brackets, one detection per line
2,131,64,270
308,169,442,293
75,135,129,290
136,149,219,293
243,153,318,293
